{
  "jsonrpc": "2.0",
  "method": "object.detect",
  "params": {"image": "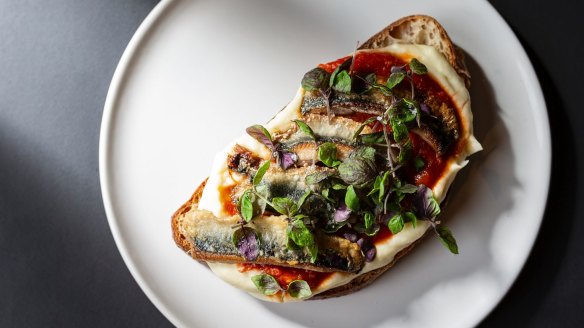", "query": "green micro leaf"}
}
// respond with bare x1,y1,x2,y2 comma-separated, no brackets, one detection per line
370,83,393,96
436,225,459,254
414,156,425,171
318,142,341,167
238,189,254,222
390,118,409,143
409,58,428,75
271,197,298,217
391,100,417,124
358,132,385,145
296,190,312,212
287,219,314,247
287,280,312,299
352,117,377,140
386,71,406,89
332,70,352,93
354,211,380,236
388,213,405,234
305,170,336,185
301,67,330,91
345,185,360,212
307,242,318,263
397,142,412,164
402,98,421,127
251,274,281,296
365,73,377,85
293,120,316,140
378,171,391,203
395,183,418,194
321,188,335,203
403,211,418,228
353,146,377,163
332,183,347,190
287,219,318,262
364,211,374,229
329,65,341,88
253,161,270,187
338,157,377,188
